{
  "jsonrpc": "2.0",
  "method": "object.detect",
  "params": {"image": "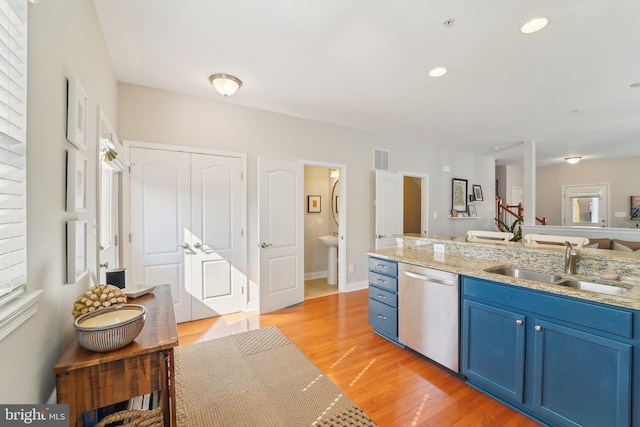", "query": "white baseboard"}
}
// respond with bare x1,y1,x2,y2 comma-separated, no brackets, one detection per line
346,280,368,292
304,271,328,280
